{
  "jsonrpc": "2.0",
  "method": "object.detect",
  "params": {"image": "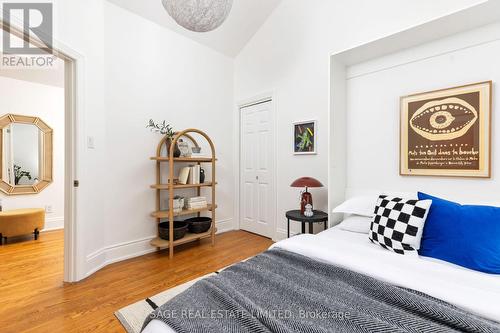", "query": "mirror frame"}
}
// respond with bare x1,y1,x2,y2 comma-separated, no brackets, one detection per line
0,114,53,195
